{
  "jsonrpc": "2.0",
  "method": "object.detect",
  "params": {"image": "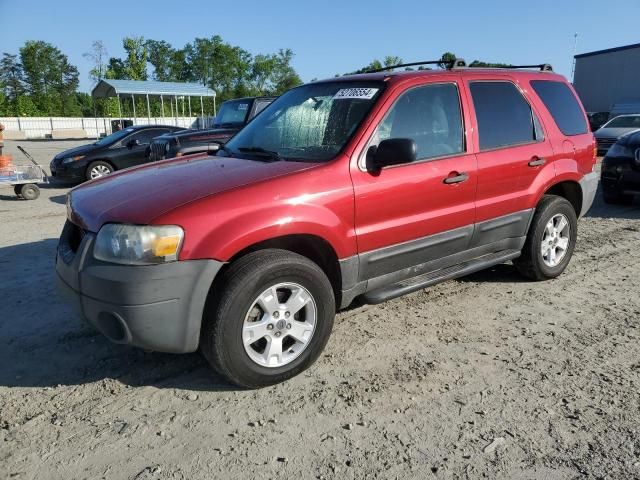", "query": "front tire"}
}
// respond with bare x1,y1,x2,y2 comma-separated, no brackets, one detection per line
86,161,114,181
514,195,577,281
201,249,335,388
